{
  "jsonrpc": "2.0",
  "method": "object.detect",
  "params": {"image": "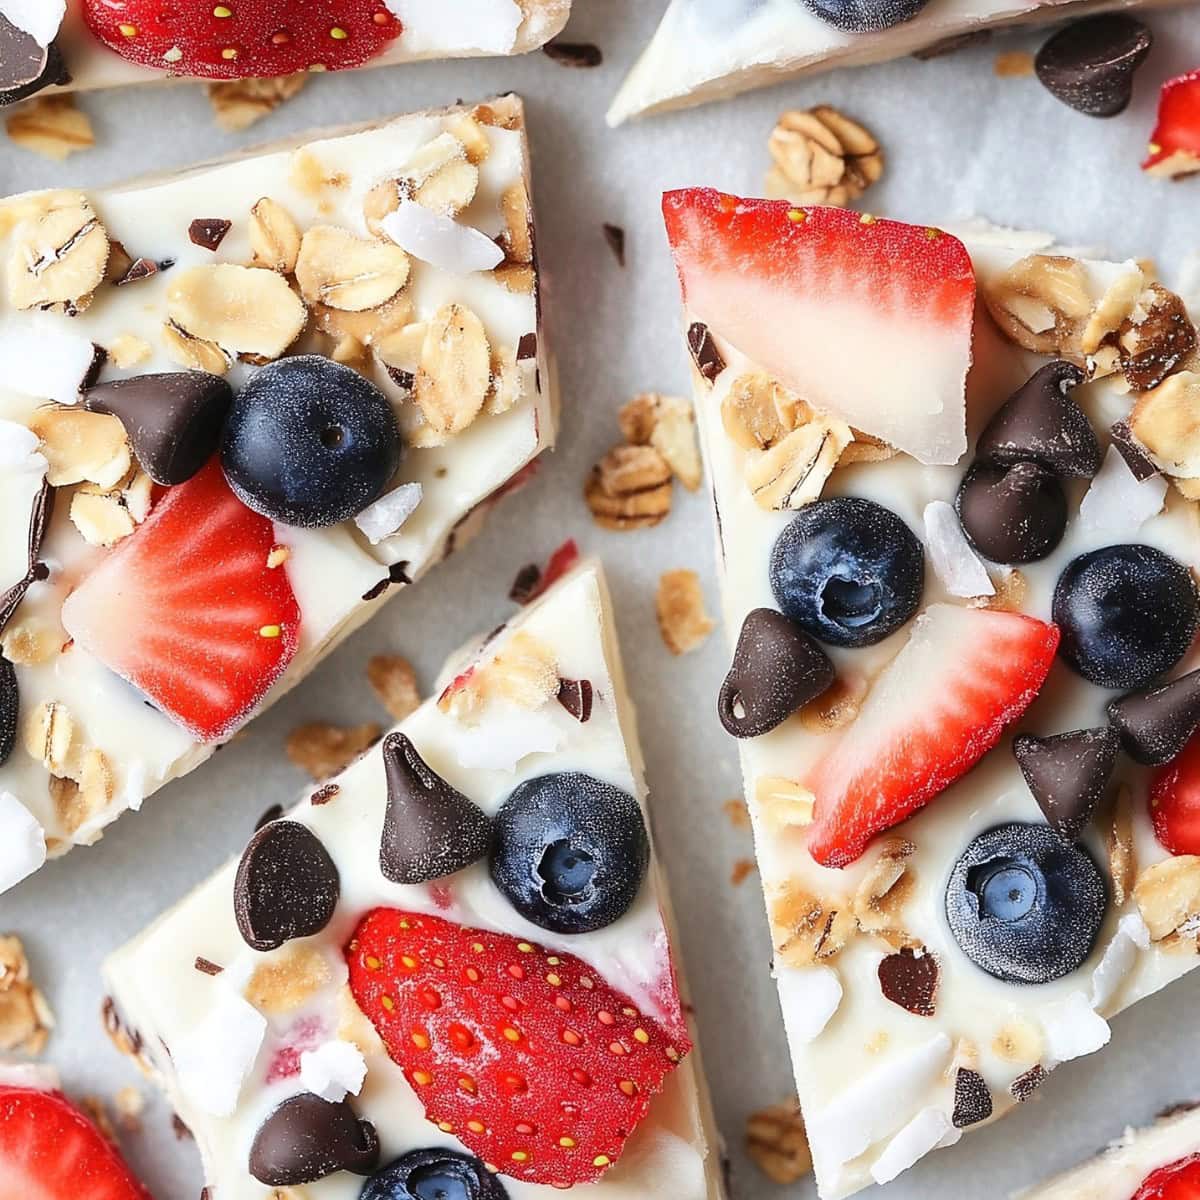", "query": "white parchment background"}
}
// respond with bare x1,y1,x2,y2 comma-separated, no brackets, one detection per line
2,2,1199,1197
